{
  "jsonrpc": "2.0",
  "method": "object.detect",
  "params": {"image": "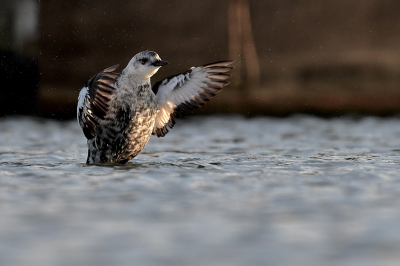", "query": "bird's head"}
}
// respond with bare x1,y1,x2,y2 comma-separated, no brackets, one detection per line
125,51,169,79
